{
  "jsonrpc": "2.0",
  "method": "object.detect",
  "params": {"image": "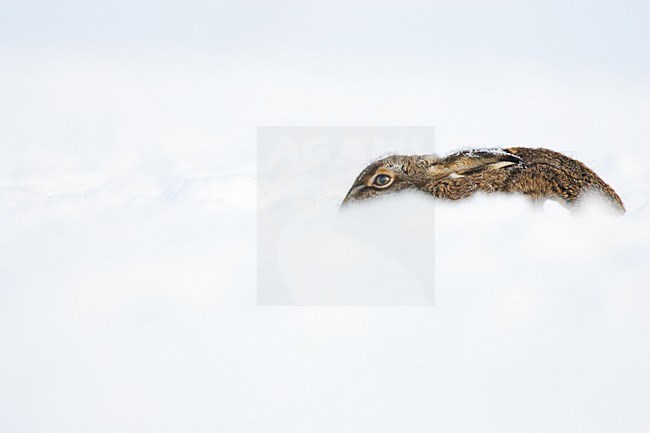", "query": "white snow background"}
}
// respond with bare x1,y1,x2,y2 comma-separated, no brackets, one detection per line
1,1,649,432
